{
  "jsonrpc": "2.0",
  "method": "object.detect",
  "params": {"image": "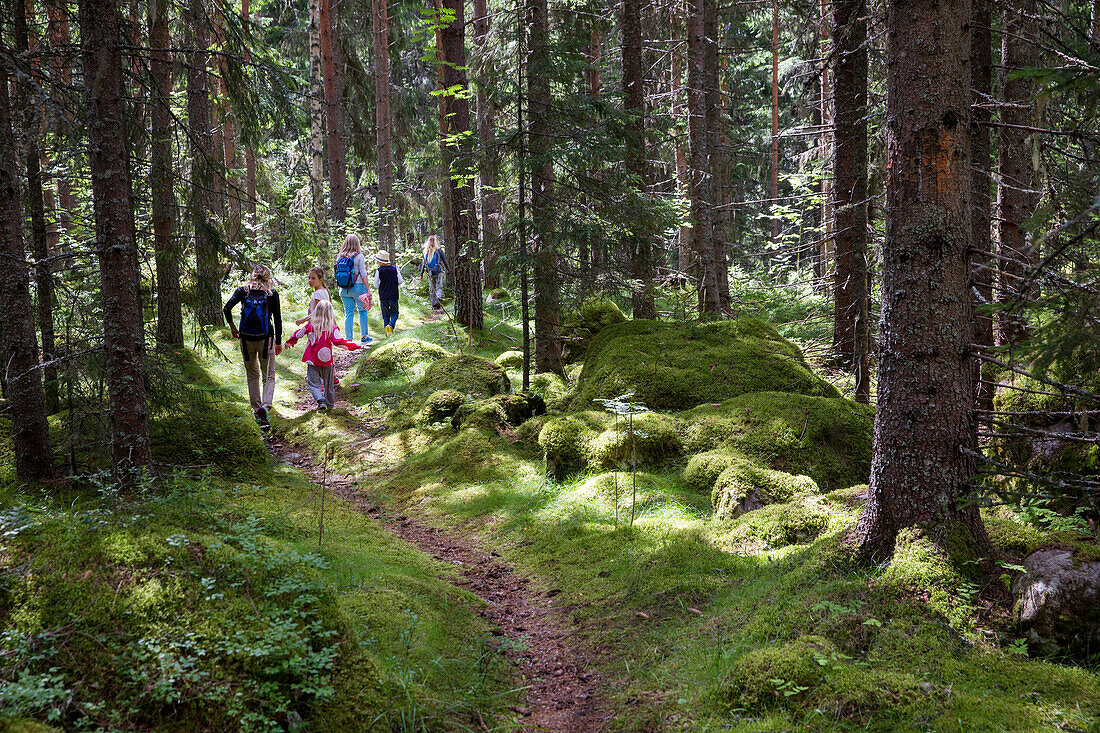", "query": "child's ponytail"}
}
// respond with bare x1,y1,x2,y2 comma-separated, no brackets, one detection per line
310,299,336,336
